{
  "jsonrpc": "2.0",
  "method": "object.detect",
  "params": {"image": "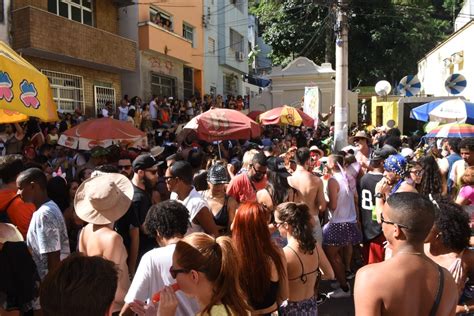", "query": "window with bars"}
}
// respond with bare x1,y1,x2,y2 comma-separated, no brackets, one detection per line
42,70,84,113
94,85,116,116
183,23,194,46
149,7,173,31
208,37,215,54
151,73,176,98
48,0,93,26
230,29,243,52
